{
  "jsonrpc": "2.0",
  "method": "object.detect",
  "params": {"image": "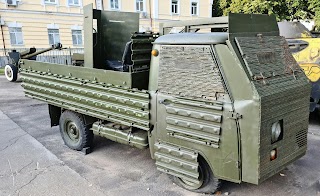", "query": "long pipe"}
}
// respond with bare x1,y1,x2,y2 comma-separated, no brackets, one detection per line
149,0,153,31
20,47,36,57
22,43,62,59
0,24,8,61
